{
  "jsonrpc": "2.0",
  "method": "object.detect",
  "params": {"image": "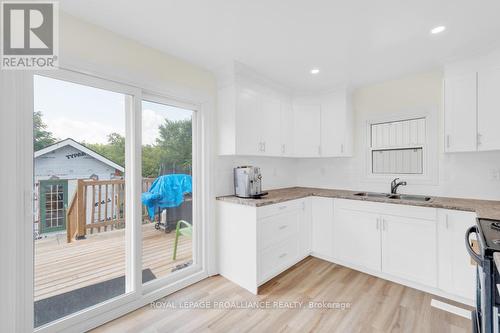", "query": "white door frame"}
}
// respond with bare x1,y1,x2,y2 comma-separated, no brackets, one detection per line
18,67,210,333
